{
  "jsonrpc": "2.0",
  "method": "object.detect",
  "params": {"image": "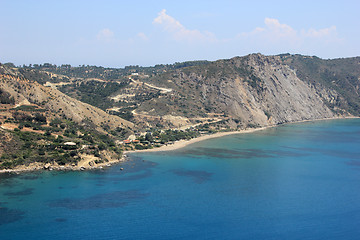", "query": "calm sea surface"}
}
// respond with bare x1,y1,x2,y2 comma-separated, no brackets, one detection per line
1,119,360,240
